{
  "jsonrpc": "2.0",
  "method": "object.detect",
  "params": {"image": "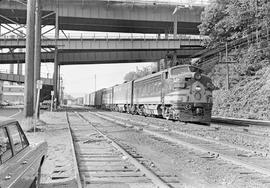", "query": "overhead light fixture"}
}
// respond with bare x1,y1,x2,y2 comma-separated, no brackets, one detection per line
172,4,192,15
